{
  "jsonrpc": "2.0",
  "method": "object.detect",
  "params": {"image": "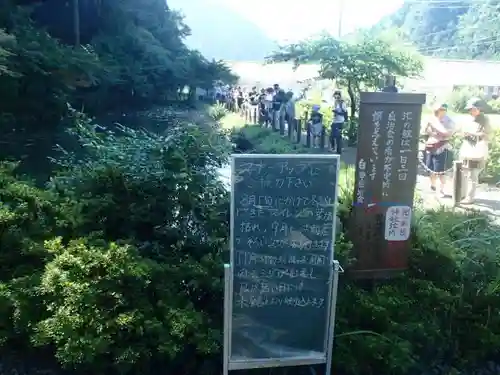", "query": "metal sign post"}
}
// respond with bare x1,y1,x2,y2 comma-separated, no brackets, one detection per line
223,264,231,375
325,260,343,375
